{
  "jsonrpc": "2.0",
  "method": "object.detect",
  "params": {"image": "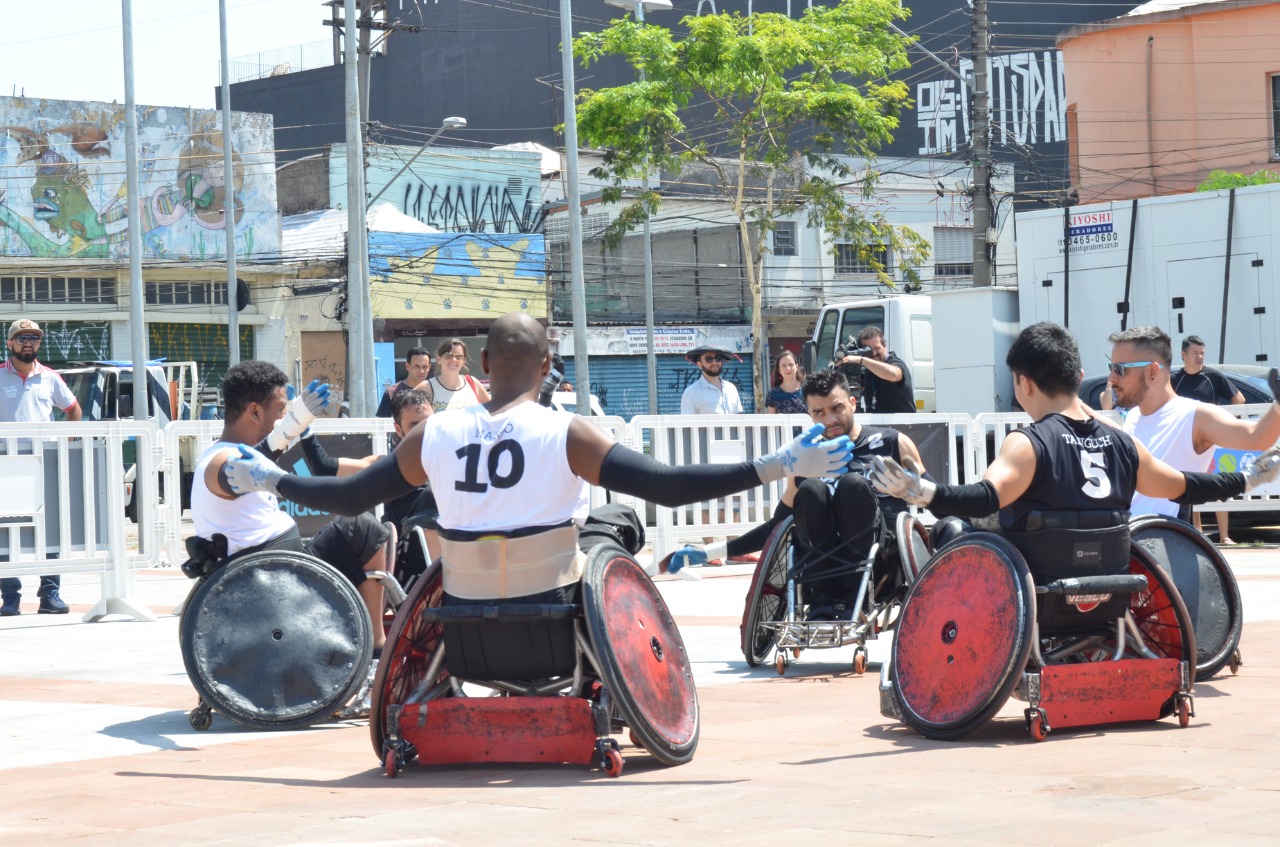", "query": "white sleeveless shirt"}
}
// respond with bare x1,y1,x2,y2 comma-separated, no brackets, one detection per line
420,400,589,532
191,441,296,554
1123,396,1213,518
